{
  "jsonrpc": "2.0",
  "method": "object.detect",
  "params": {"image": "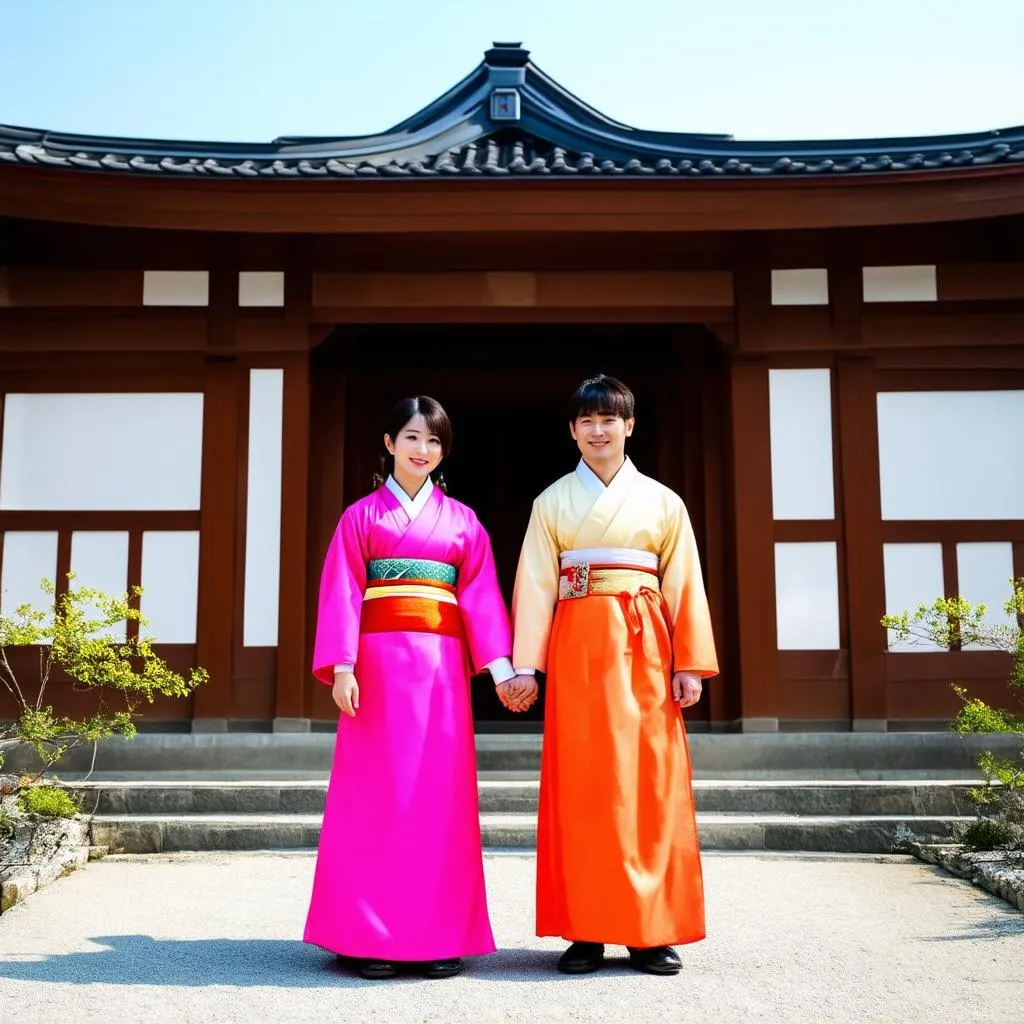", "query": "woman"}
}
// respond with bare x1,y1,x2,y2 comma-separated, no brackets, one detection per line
304,396,516,980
